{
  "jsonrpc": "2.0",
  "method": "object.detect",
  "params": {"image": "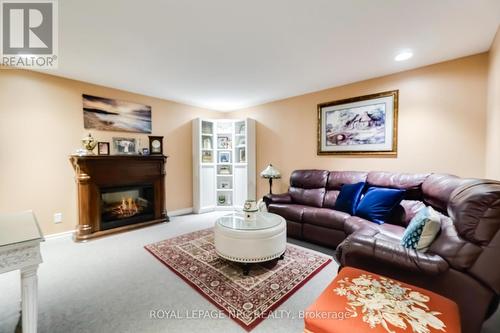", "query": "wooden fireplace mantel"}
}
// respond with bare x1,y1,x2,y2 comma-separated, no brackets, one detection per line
69,154,169,241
